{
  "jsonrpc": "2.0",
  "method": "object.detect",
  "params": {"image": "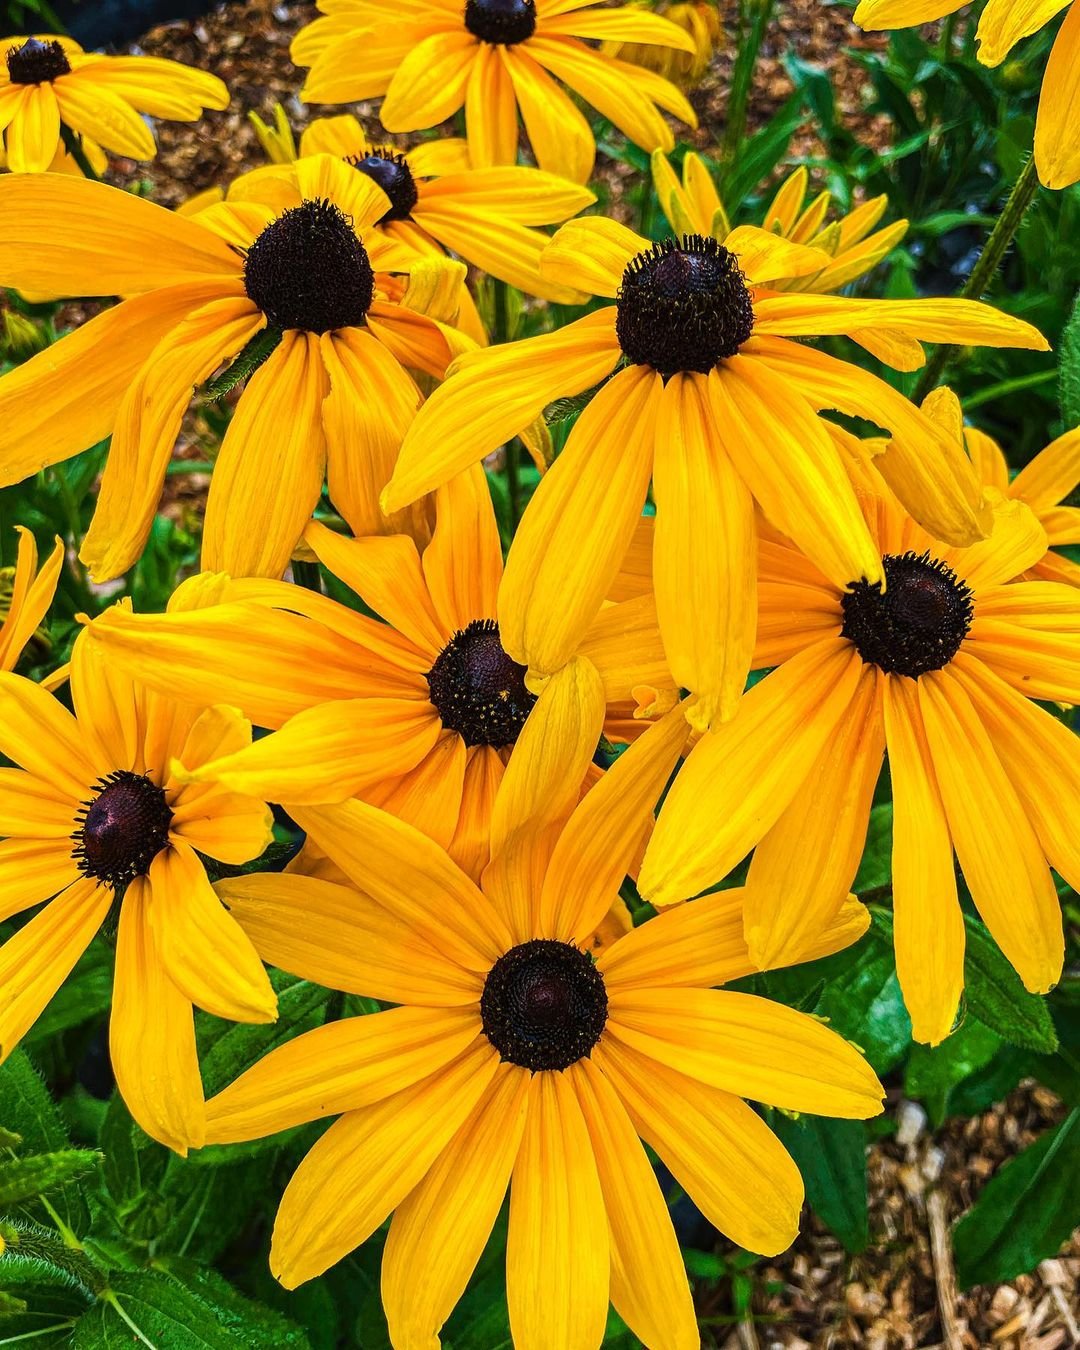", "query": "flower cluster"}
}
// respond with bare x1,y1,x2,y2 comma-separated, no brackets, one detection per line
0,3,1077,1347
